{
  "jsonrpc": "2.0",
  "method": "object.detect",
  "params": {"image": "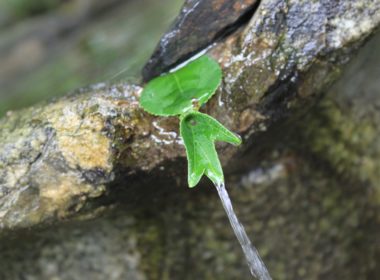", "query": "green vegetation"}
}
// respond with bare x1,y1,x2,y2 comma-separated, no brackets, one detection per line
140,56,221,116
0,0,184,116
140,56,241,187
2,0,60,18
